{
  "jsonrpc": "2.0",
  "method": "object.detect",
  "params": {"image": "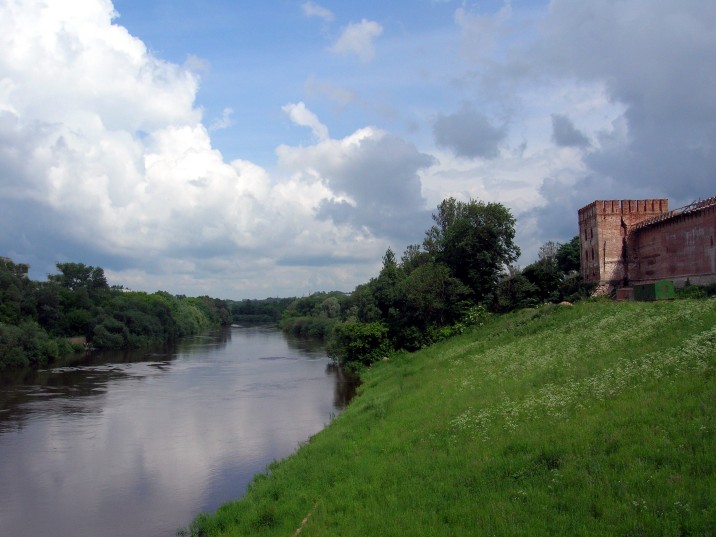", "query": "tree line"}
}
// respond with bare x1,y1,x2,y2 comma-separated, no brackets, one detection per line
0,258,296,370
281,197,593,368
1,196,591,371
